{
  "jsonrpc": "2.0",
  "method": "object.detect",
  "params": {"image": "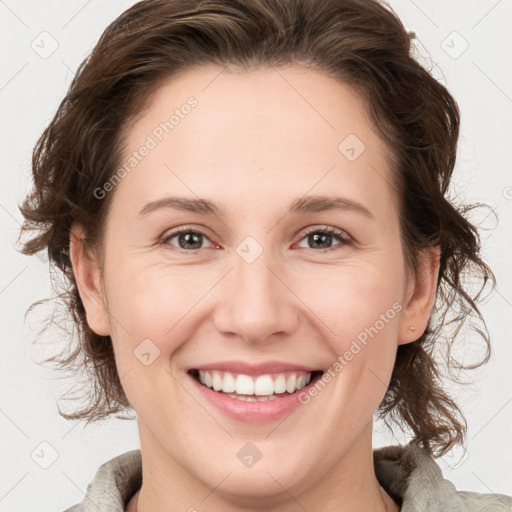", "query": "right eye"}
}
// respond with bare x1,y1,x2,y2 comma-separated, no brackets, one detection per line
162,227,215,251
